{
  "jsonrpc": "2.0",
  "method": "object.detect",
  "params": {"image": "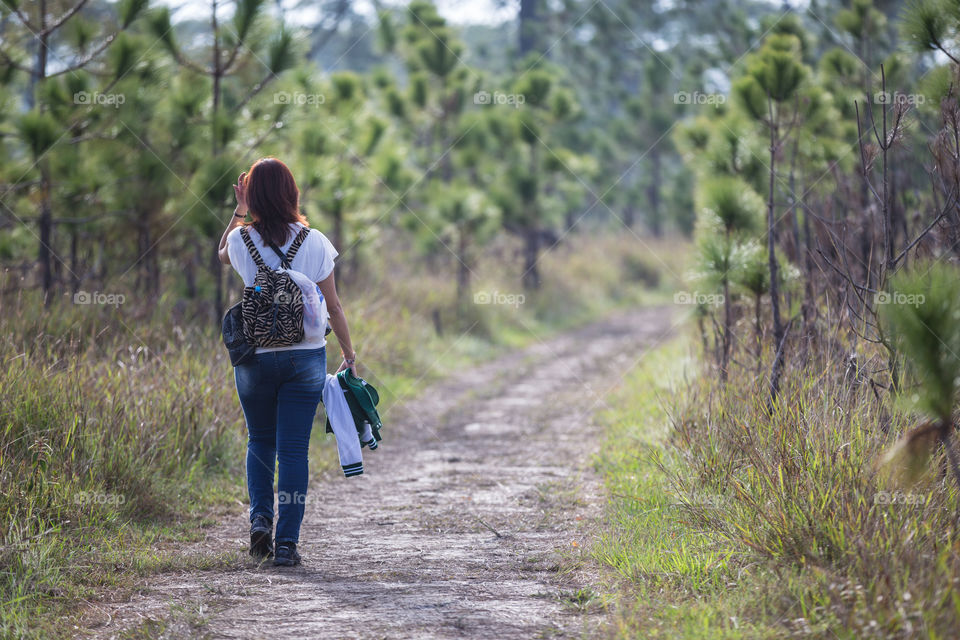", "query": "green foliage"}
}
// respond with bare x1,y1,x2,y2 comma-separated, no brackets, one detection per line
233,0,265,42
918,63,955,104
377,11,397,52
674,117,712,154
108,32,140,79
747,48,805,105
67,16,97,50
146,6,178,55
696,176,764,235
837,0,888,39
330,71,363,105
119,0,149,28
882,262,960,422
900,0,950,53
732,75,768,121
267,28,296,75
16,111,60,160
694,229,735,290
187,155,236,235
514,70,552,108
417,31,461,78
409,72,429,107
819,47,860,82
765,13,815,59
731,239,769,297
